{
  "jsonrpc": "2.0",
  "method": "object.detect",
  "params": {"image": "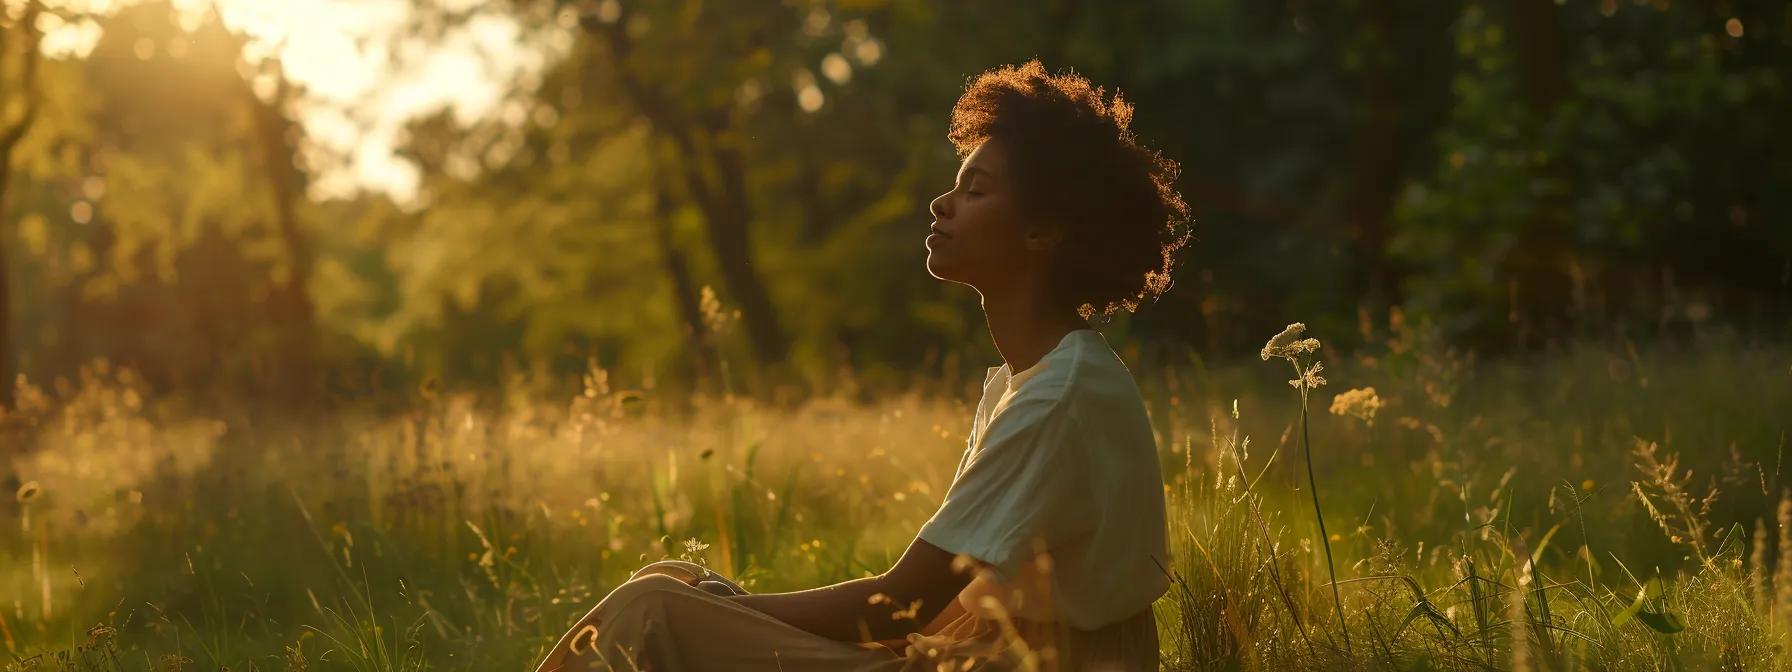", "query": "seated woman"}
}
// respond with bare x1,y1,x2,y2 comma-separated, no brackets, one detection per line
534,58,1190,672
